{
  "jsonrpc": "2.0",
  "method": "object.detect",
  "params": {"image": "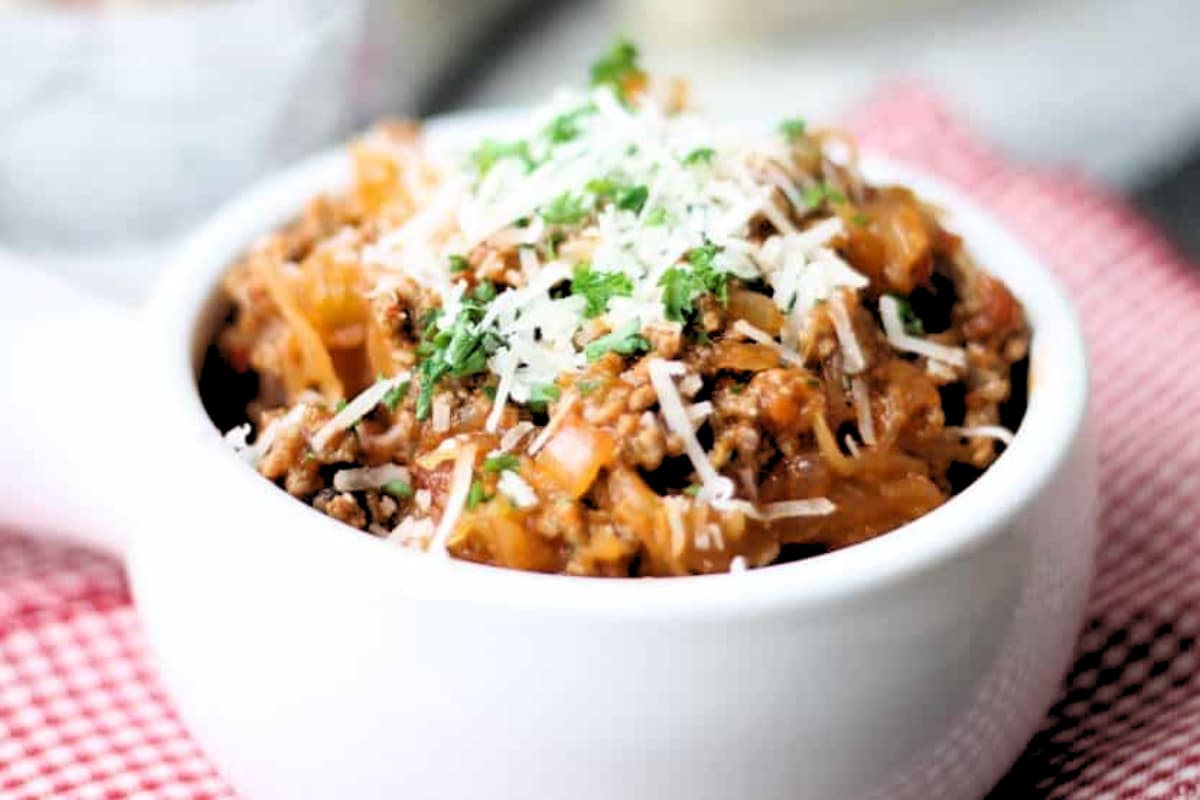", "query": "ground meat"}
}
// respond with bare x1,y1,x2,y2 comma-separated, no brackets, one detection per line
313,490,368,529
